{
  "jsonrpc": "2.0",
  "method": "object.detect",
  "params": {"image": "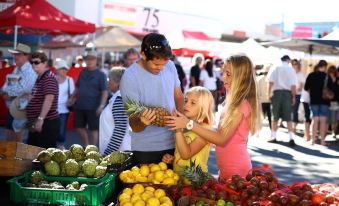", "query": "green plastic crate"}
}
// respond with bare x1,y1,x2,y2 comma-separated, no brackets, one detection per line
7,170,116,205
